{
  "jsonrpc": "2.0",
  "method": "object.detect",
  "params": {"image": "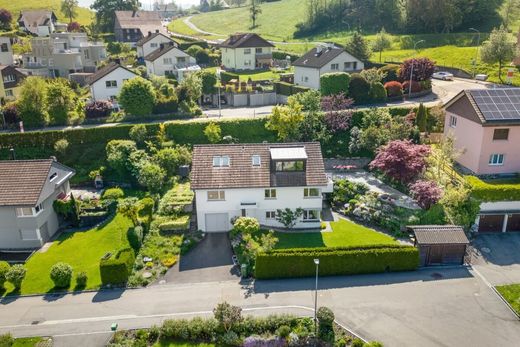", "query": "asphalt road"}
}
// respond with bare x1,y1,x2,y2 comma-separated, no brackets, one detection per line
1,267,519,347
